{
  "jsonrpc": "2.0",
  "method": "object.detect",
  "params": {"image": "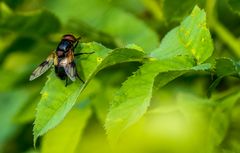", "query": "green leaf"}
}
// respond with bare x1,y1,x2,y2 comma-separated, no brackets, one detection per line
176,93,215,152
33,42,146,144
153,4,213,92
206,90,240,152
0,10,60,37
210,99,234,147
97,48,146,70
105,57,210,144
215,58,240,77
42,0,159,52
33,42,108,144
0,89,29,148
74,117,112,153
105,6,213,144
14,99,38,124
154,71,185,89
151,6,213,64
190,63,212,71
154,63,212,90
177,89,240,153
41,105,91,153
228,0,240,15
208,58,240,97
